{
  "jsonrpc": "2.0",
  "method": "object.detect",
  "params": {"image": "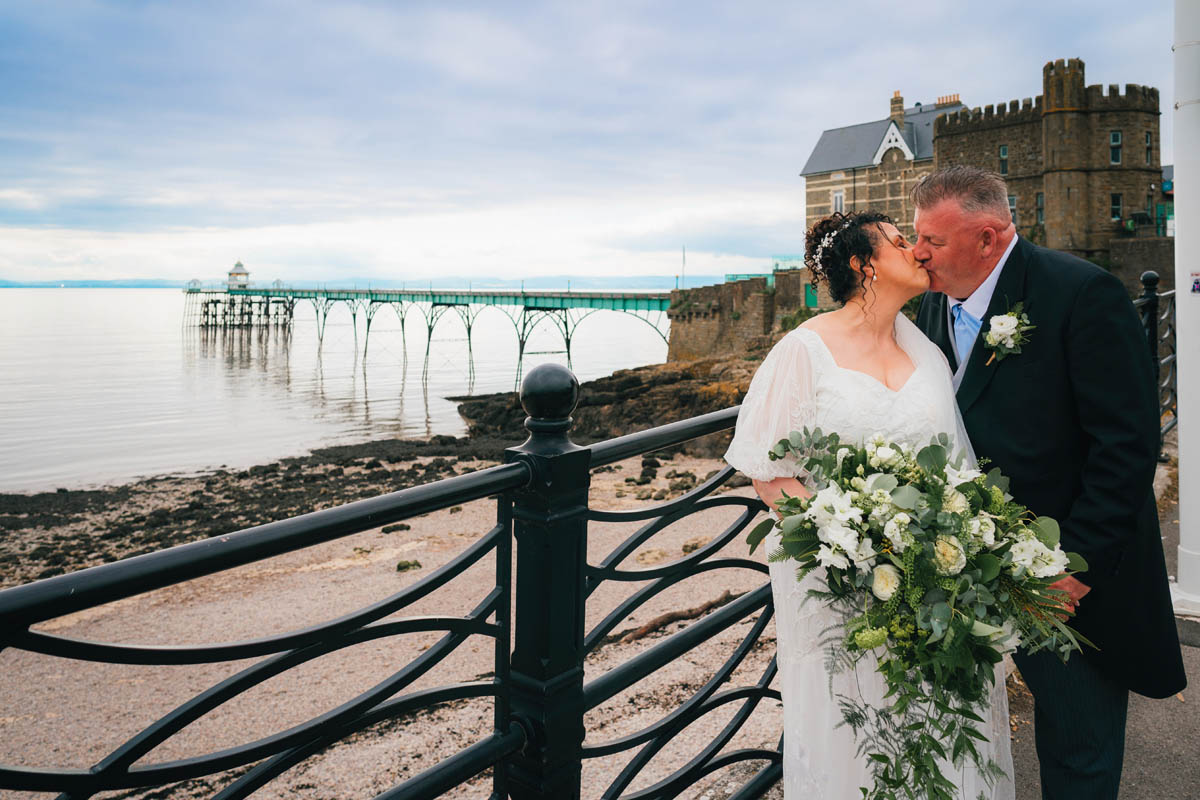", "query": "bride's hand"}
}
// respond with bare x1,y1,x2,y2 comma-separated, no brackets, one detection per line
751,477,811,510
